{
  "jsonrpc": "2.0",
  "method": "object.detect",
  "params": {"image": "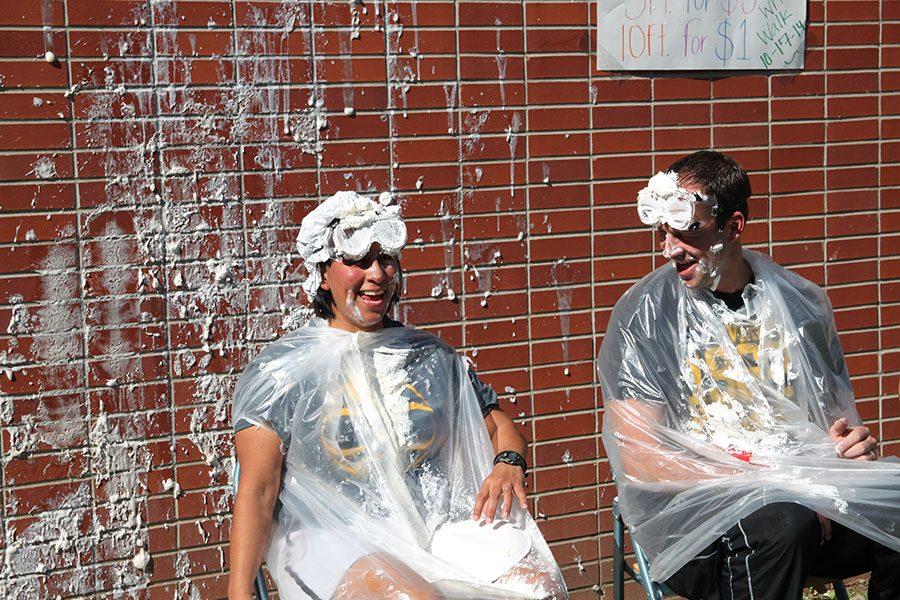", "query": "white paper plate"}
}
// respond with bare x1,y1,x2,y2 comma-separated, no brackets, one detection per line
429,519,532,583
